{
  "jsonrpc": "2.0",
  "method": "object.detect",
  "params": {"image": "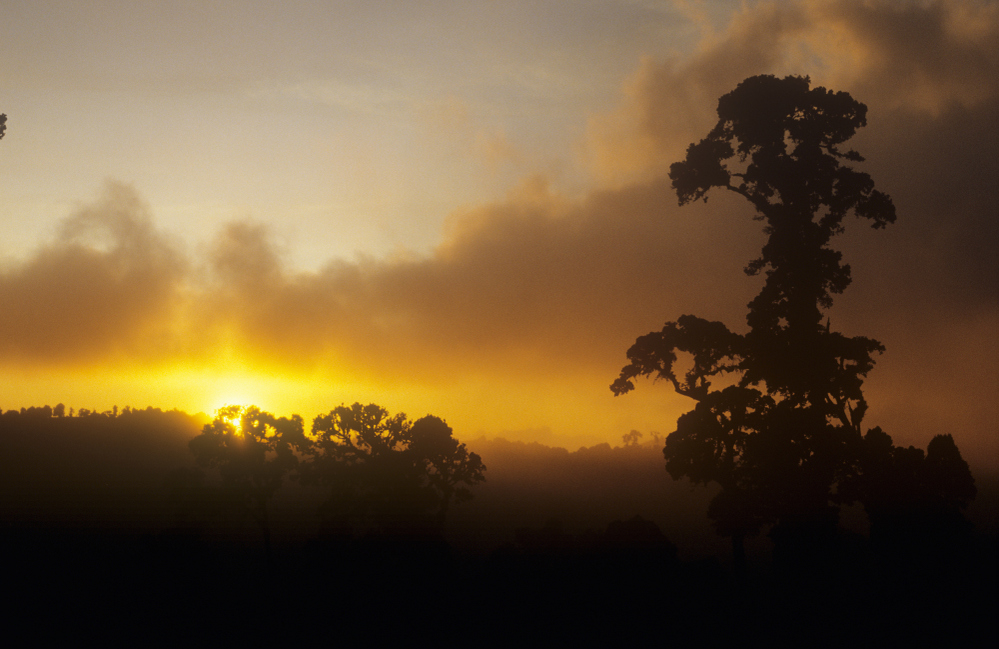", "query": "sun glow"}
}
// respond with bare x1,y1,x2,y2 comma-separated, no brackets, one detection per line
212,405,247,437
